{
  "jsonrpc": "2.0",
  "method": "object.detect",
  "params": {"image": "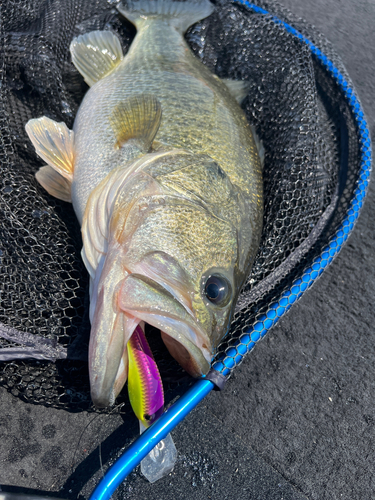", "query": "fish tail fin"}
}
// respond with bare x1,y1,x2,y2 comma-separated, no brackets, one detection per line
118,0,214,33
